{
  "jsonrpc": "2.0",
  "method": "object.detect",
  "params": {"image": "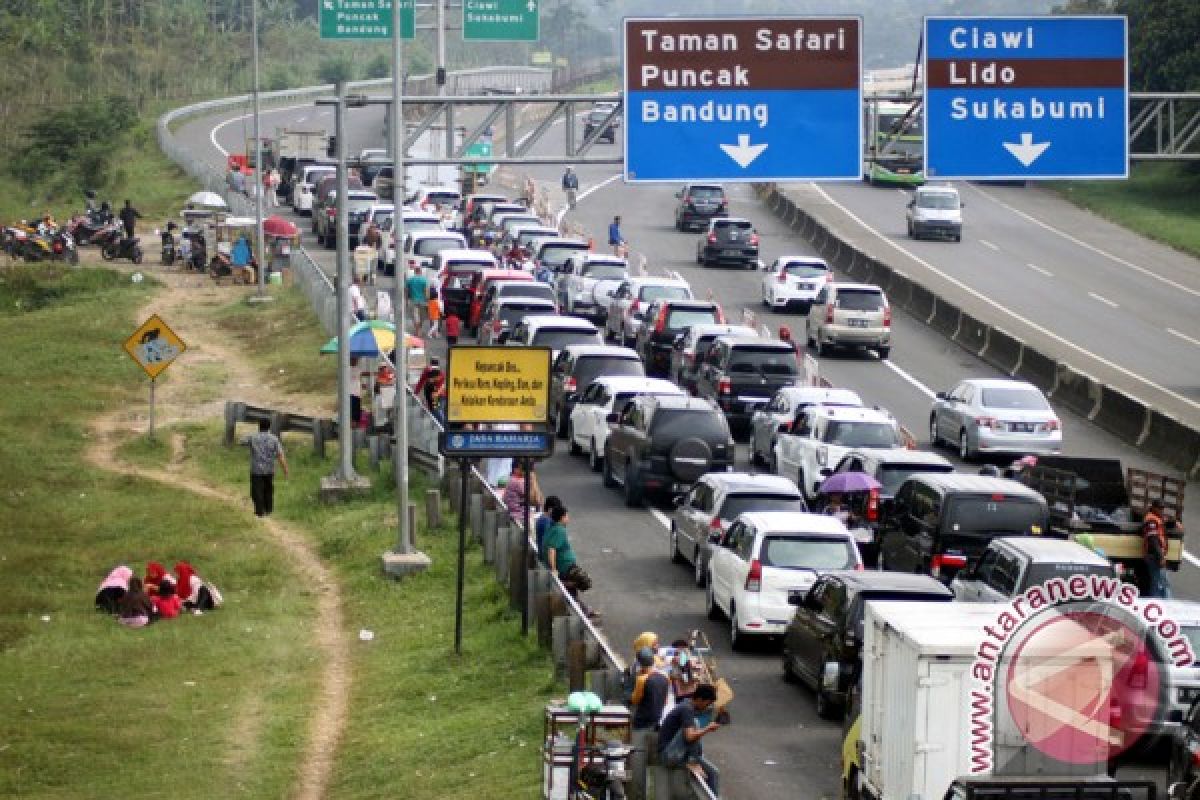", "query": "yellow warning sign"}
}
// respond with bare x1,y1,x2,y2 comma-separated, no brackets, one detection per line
123,314,187,380
446,346,551,425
